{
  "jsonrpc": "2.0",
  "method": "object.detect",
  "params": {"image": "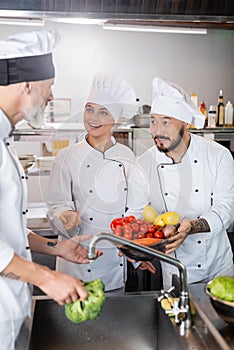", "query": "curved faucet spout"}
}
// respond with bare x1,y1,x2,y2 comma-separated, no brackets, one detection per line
88,232,191,329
